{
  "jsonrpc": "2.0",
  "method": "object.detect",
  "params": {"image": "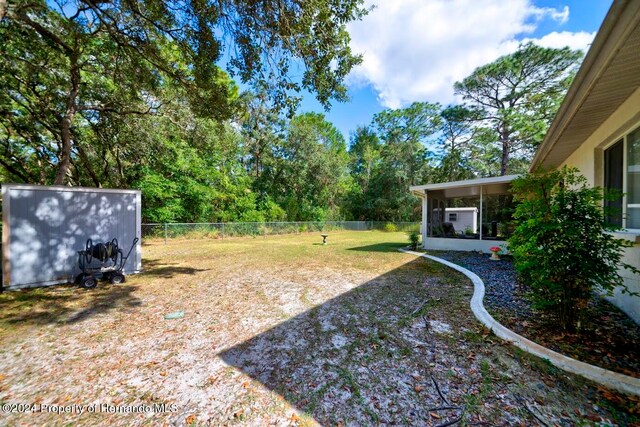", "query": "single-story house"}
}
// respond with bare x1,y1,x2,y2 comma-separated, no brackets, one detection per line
411,0,640,323
530,0,640,322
